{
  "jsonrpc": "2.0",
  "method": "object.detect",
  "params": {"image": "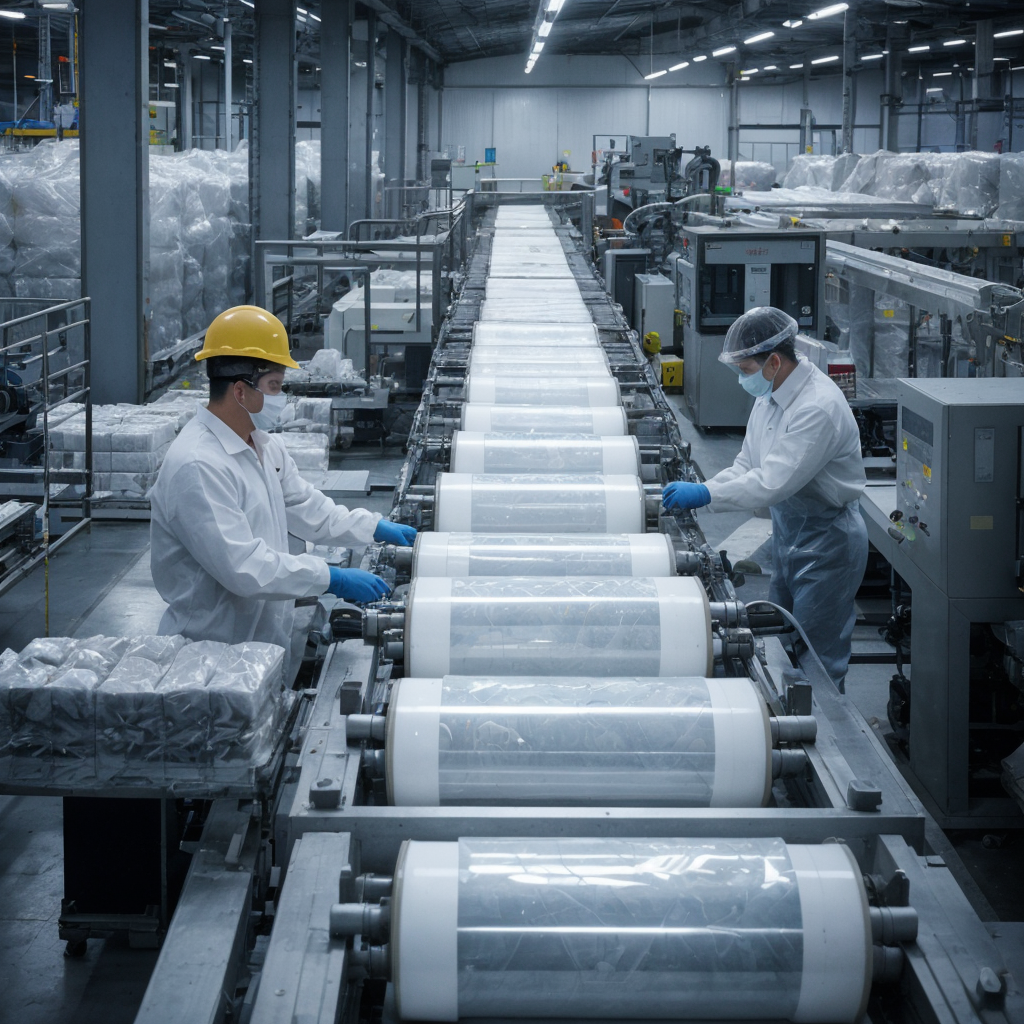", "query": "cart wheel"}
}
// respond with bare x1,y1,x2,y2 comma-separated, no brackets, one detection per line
64,939,88,958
